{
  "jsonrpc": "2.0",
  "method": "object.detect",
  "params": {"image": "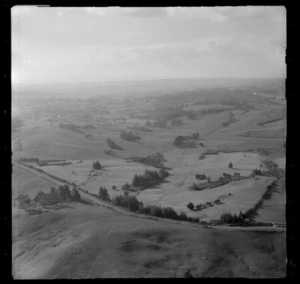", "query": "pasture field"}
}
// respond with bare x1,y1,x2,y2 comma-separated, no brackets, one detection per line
12,164,57,198
12,202,286,279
